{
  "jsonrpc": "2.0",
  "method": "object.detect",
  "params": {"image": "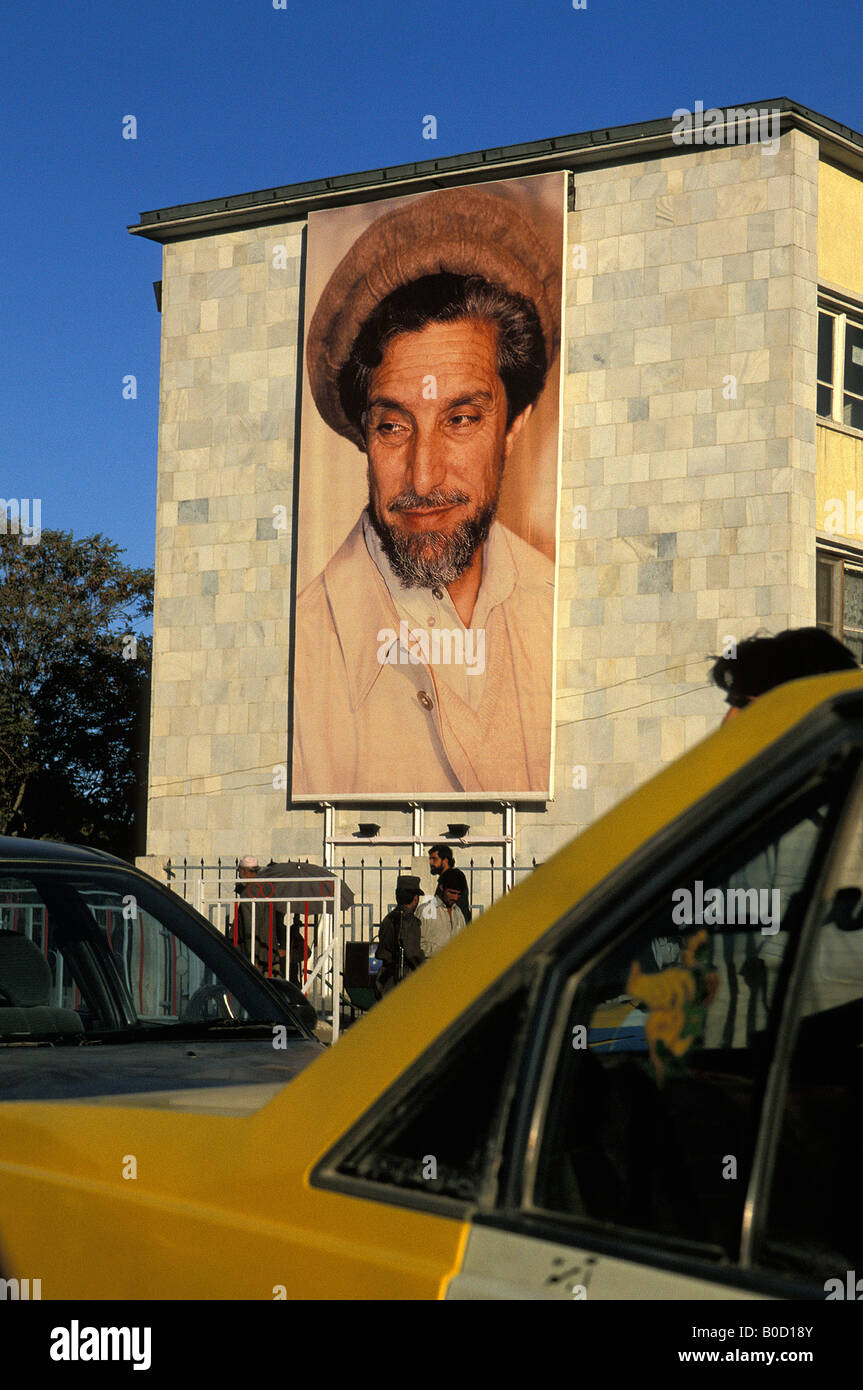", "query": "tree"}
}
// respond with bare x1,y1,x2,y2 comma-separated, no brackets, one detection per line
0,529,153,859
